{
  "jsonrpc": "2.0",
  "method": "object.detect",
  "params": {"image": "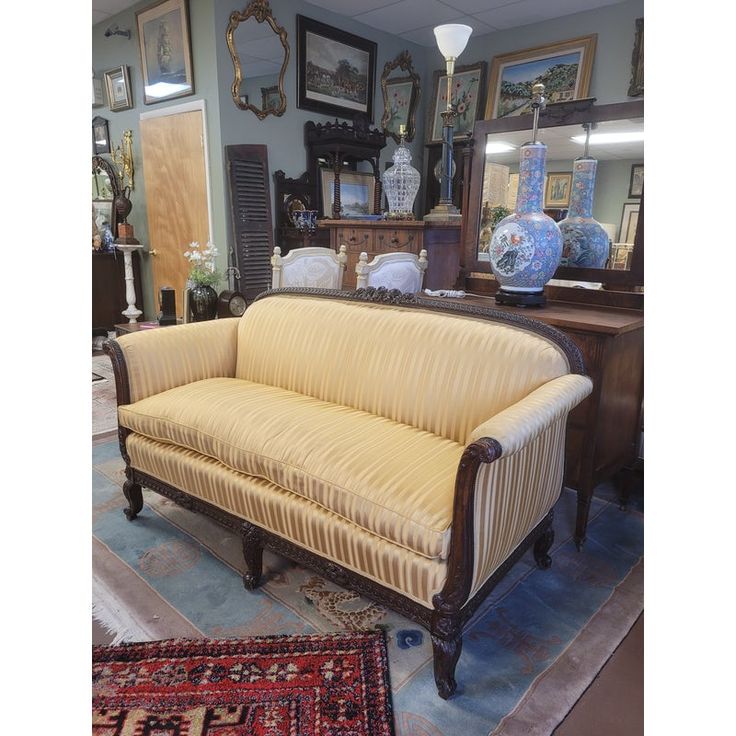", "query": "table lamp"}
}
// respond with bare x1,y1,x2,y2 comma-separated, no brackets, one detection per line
424,23,473,222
